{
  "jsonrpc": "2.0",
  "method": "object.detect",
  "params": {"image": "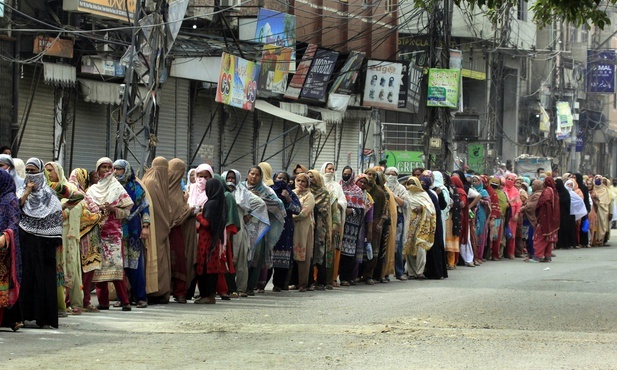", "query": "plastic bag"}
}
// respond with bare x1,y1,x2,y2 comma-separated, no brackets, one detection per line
365,242,374,260
582,218,589,232
505,225,513,240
